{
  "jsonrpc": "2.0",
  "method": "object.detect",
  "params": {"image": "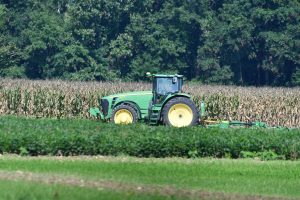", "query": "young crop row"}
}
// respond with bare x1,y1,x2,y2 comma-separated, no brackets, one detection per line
1,116,300,160
0,117,300,159
0,79,300,127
